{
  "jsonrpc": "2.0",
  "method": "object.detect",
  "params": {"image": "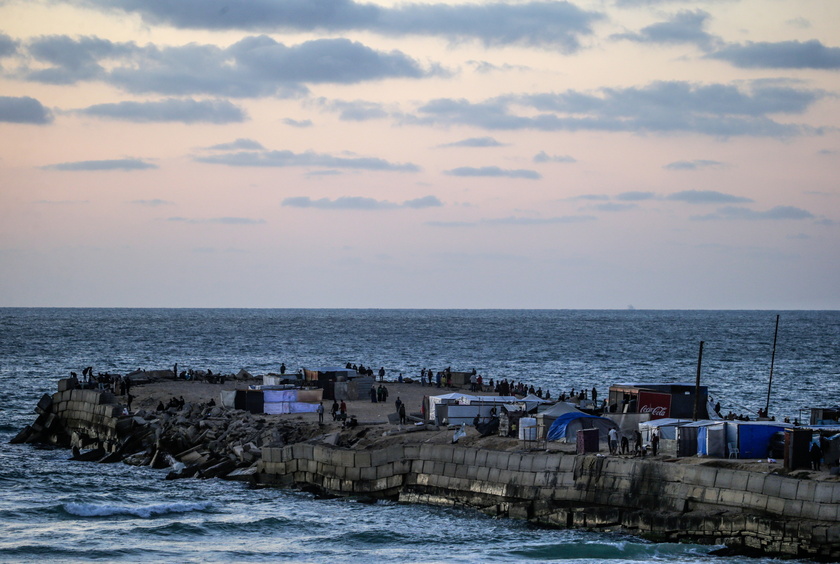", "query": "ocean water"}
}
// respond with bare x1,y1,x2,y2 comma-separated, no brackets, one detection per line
1,308,837,563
